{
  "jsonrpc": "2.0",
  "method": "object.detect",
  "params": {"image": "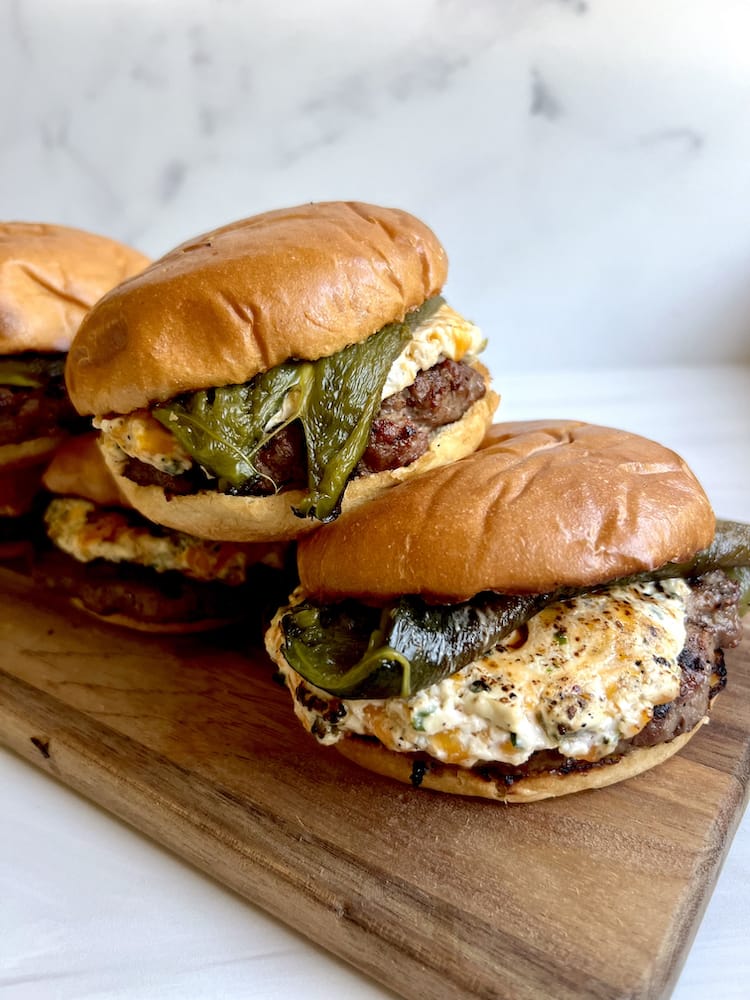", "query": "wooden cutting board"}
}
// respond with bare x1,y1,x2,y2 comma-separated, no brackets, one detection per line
1,565,749,1000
